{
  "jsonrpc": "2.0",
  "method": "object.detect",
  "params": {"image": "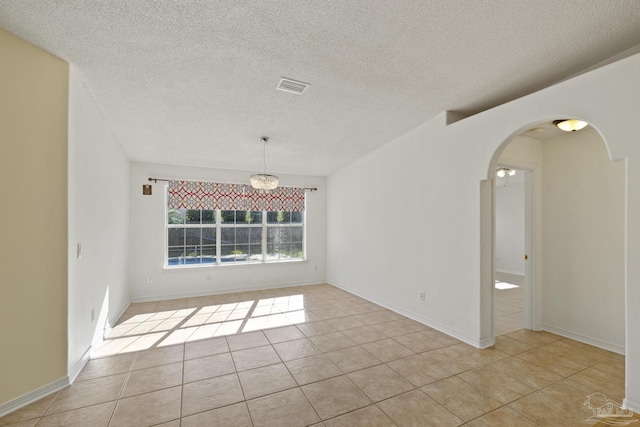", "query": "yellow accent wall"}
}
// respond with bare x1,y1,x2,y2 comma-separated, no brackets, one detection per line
0,28,69,404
